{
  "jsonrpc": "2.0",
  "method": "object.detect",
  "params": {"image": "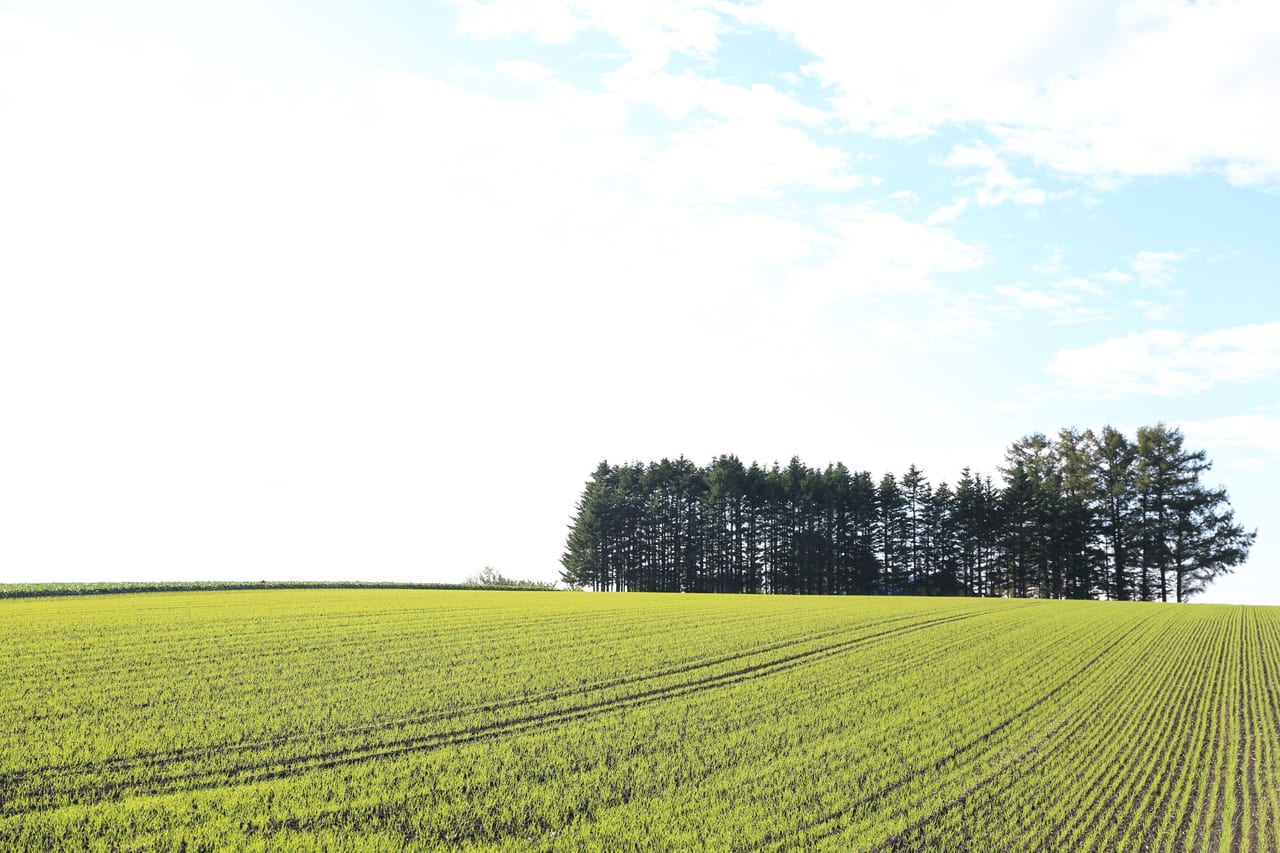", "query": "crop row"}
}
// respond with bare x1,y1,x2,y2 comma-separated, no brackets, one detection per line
6,608,980,812
2,593,995,810
3,592,931,767
2,591,1276,850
